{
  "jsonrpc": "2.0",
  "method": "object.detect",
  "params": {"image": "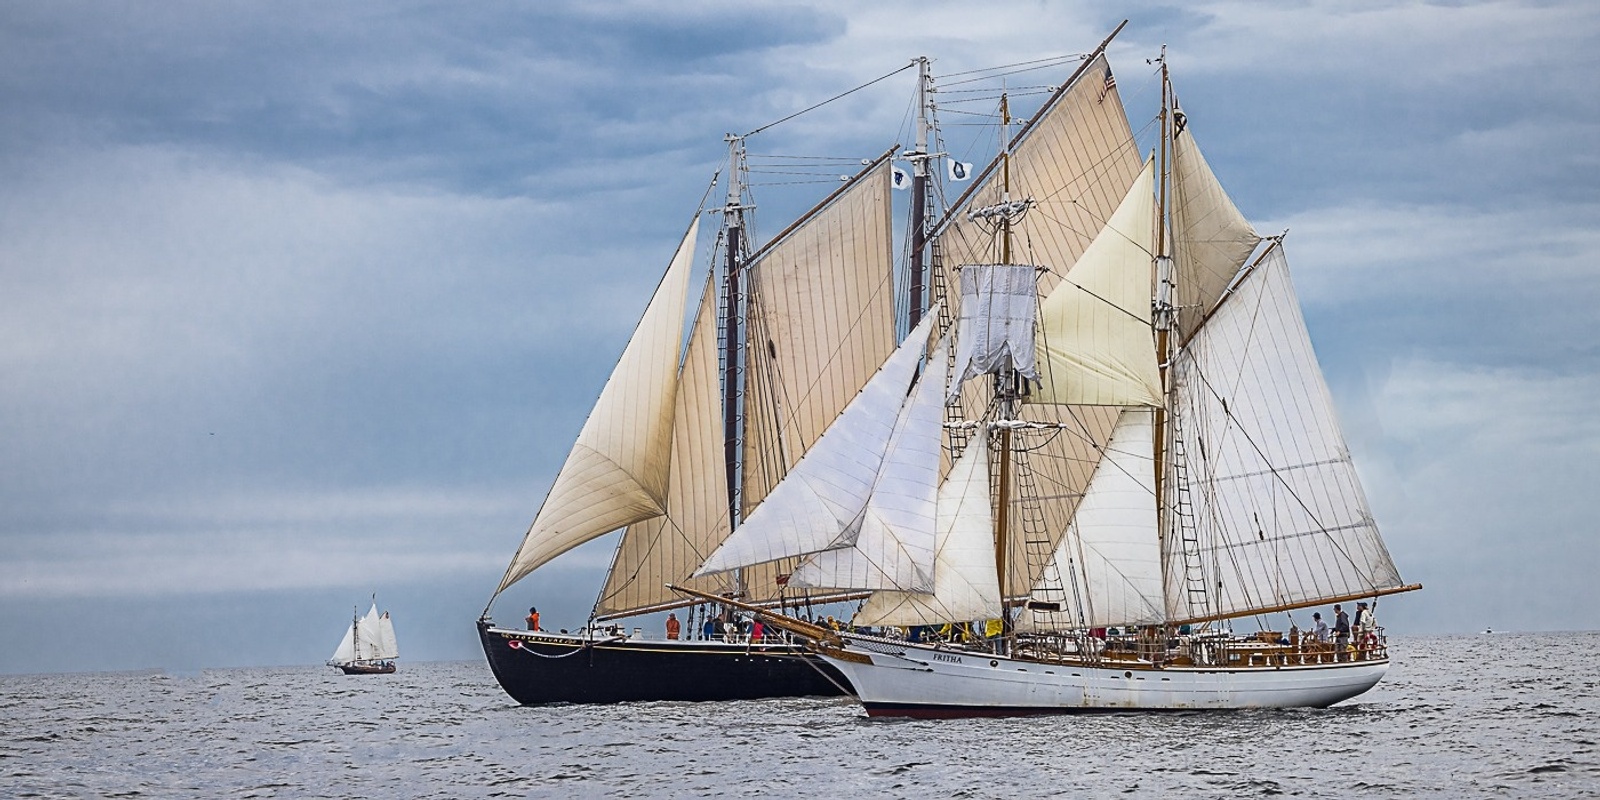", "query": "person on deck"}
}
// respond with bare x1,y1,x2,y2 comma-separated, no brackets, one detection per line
525,607,540,632
665,612,681,640
702,616,715,641
751,619,764,643
1312,612,1329,644
1333,604,1351,660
